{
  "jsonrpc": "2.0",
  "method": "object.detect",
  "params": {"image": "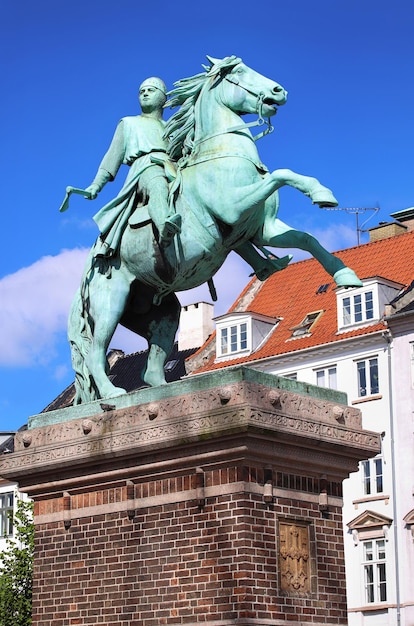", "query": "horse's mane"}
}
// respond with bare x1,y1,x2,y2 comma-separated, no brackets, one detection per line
164,55,242,161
